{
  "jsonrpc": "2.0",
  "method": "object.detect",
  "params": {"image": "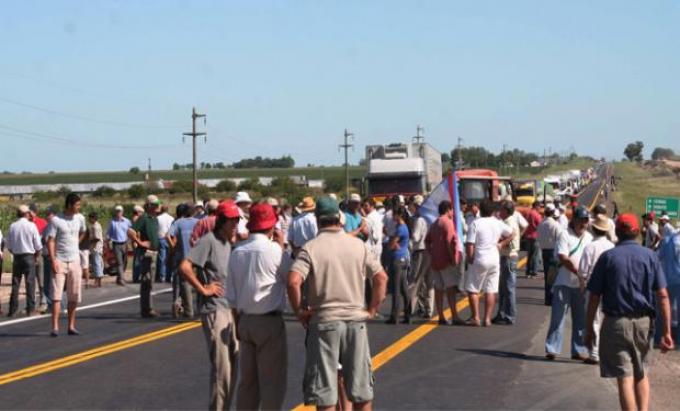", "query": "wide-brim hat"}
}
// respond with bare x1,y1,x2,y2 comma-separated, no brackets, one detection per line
592,214,611,232
299,196,316,212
